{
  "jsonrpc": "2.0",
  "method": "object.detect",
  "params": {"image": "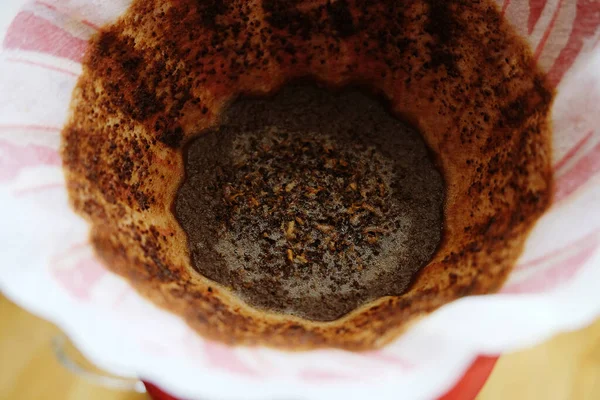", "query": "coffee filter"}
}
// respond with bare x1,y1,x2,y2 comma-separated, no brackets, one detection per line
0,0,599,399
